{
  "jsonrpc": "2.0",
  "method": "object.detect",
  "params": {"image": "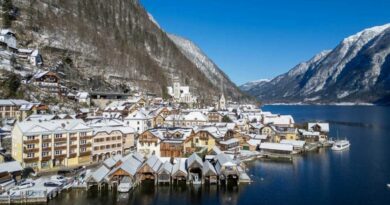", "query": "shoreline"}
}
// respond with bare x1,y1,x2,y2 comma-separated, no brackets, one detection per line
263,102,375,106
